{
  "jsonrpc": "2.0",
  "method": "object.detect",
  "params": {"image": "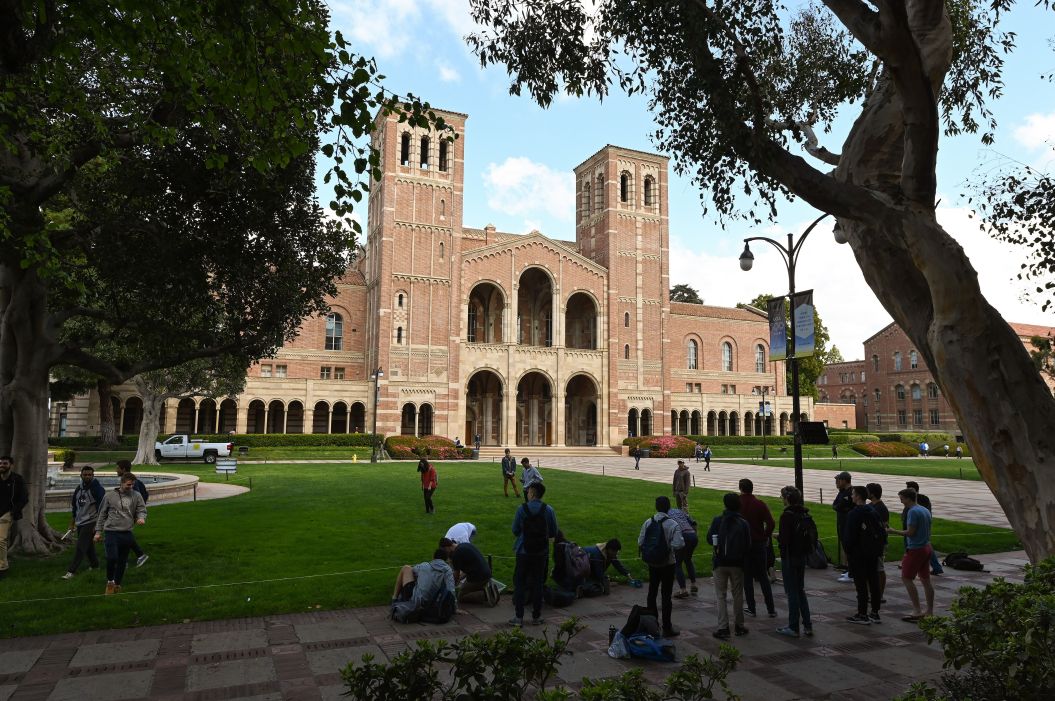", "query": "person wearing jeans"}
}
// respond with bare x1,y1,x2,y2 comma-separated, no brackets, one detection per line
738,479,777,618
64,466,105,578
775,486,813,636
510,483,557,626
668,506,698,597
94,473,147,595
115,460,149,567
706,493,750,639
